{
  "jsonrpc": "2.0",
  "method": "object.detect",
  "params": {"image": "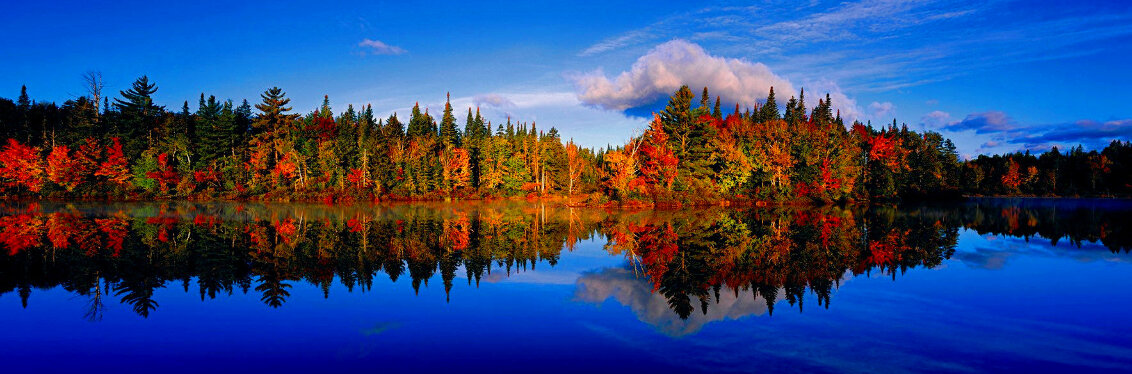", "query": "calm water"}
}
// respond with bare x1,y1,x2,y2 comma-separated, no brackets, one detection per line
1,199,1130,373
